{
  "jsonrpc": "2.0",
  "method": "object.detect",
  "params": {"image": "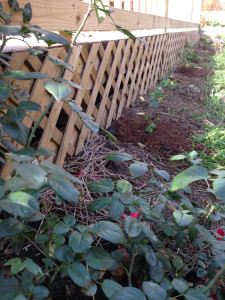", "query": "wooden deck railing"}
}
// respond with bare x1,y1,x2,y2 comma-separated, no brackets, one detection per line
2,0,202,32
